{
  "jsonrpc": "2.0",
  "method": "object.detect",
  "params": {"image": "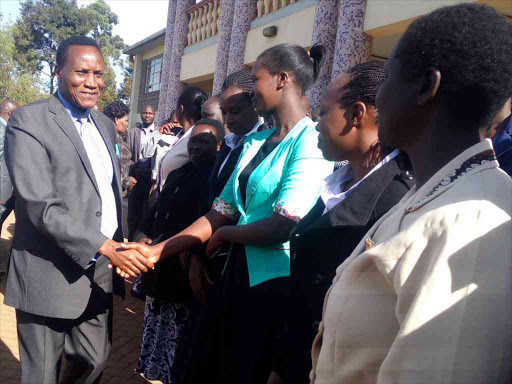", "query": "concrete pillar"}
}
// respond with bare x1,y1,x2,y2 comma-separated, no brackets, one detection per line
305,0,340,108
331,0,372,80
156,0,178,125
212,0,236,95
164,0,195,119
226,0,258,76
